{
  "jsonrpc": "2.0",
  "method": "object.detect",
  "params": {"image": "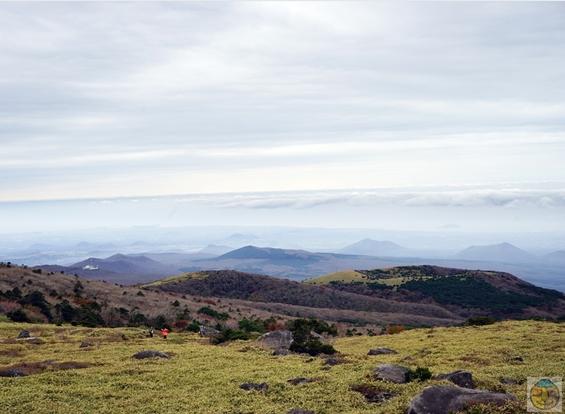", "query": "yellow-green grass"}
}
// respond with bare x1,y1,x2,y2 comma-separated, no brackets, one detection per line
141,271,209,287
304,270,367,285
0,321,563,413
